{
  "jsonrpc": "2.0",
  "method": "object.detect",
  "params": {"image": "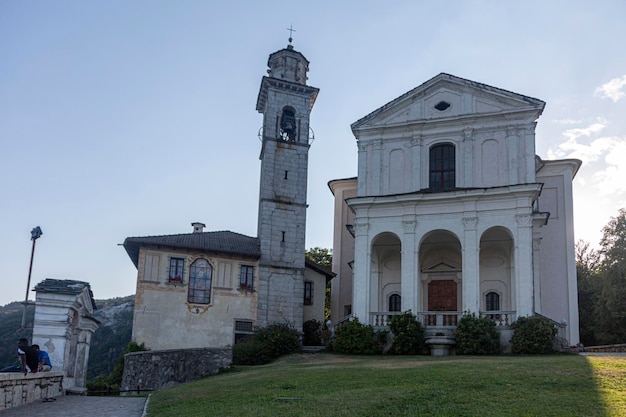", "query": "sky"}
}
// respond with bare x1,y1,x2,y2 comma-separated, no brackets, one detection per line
1,1,625,307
